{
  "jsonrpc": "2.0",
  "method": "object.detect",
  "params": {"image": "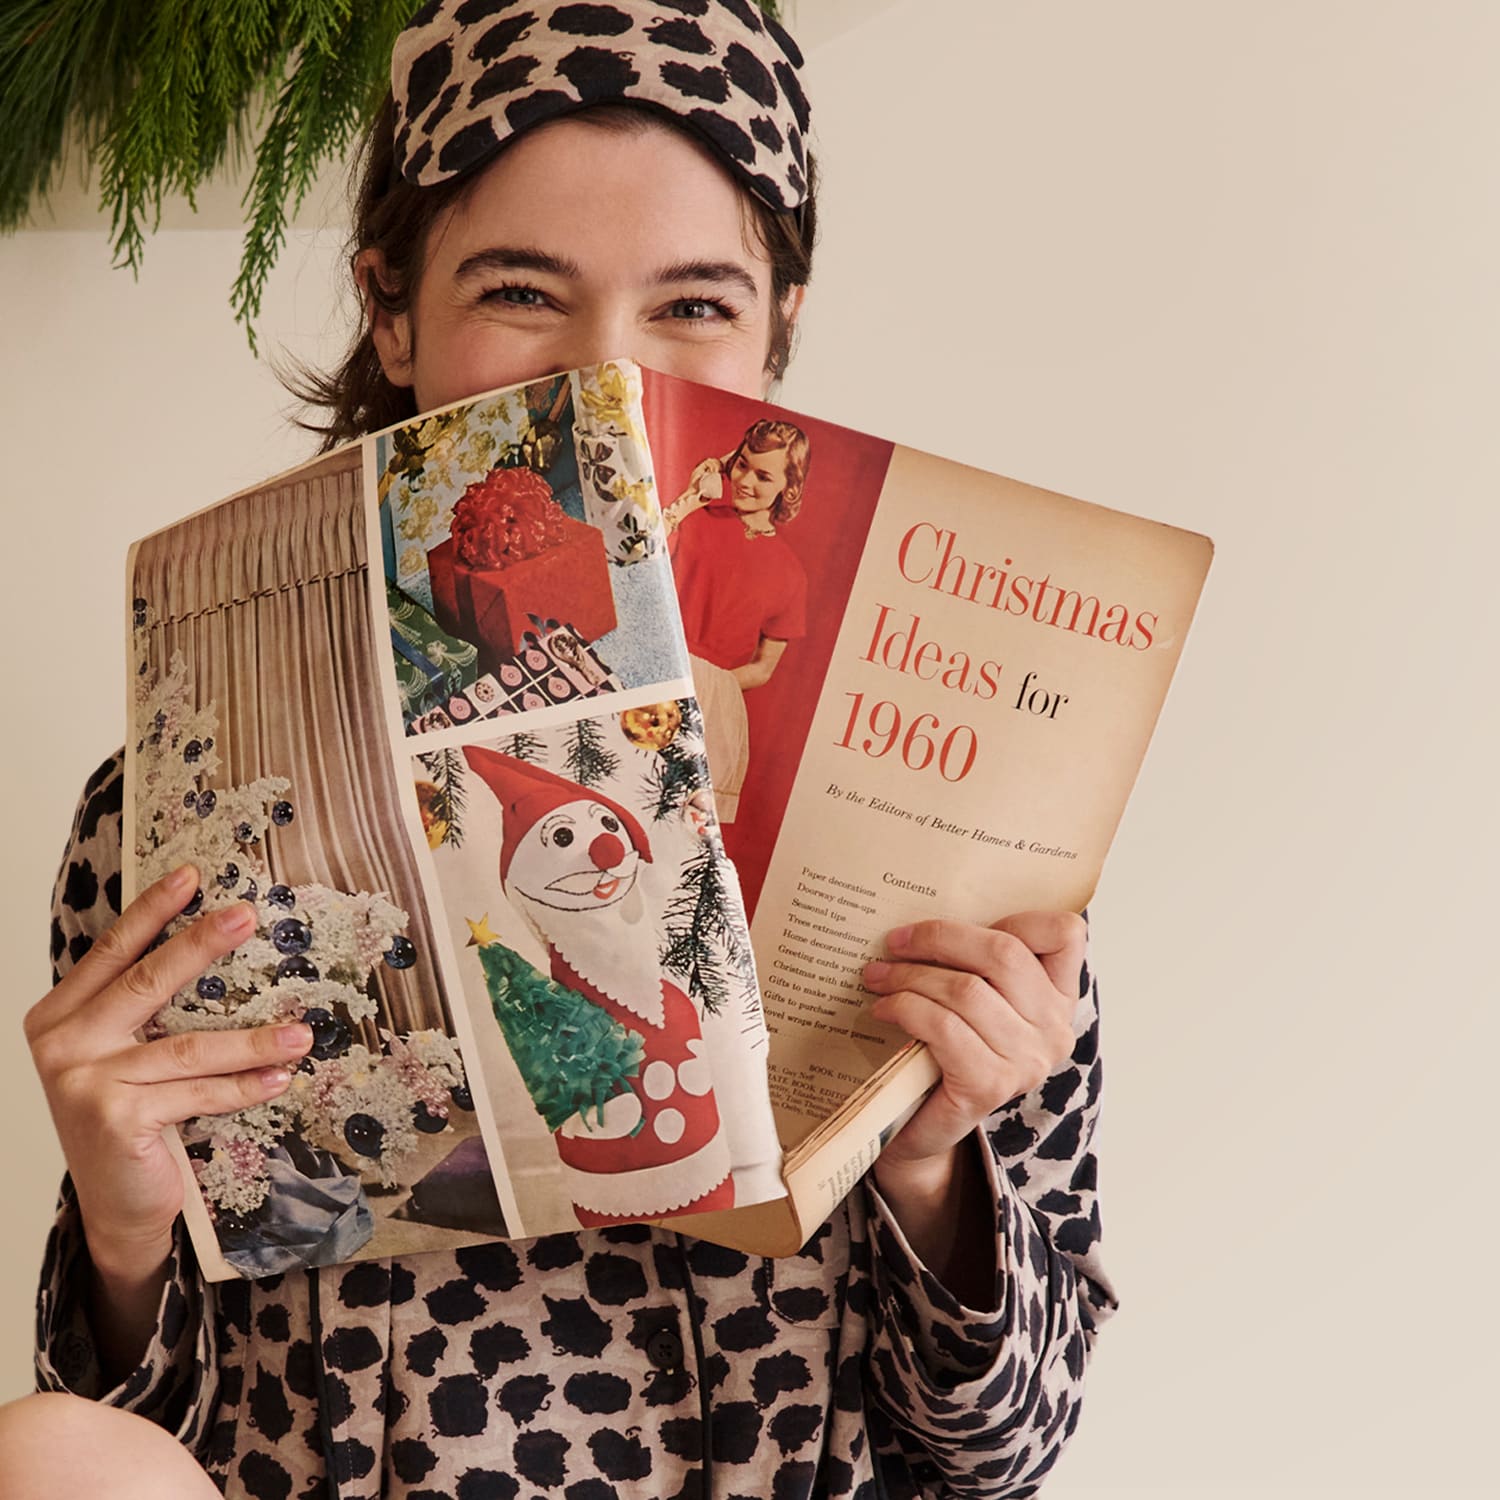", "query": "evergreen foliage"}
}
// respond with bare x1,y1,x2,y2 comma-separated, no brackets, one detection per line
1,0,784,348
660,840,754,1017
564,717,620,789
643,739,703,823
641,700,707,821
503,730,545,762
416,746,468,847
